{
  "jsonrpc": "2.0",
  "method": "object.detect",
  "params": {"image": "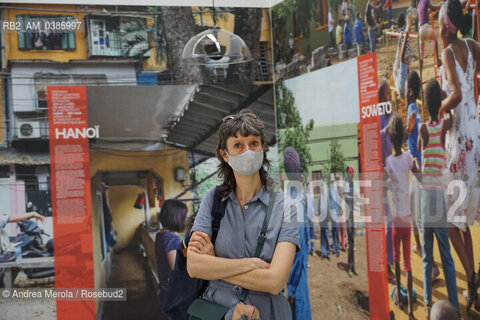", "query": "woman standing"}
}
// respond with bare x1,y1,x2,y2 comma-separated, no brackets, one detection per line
438,0,480,312
155,199,188,319
186,109,299,319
